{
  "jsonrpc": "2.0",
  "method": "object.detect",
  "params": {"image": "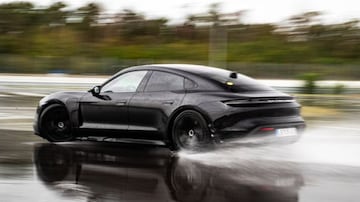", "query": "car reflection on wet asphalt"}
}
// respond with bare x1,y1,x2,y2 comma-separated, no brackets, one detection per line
1,126,360,201
34,142,303,202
